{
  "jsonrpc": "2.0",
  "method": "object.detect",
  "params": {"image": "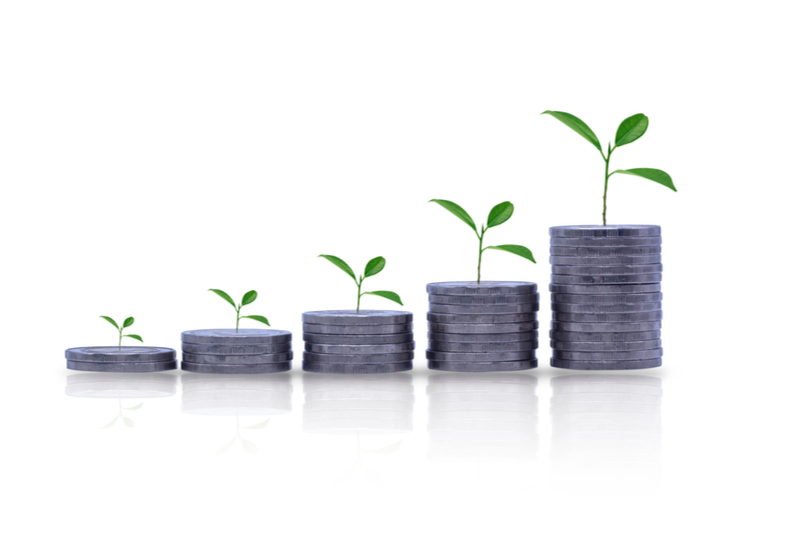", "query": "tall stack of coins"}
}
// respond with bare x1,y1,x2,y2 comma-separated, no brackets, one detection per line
65,346,177,372
302,310,414,373
180,329,293,374
426,282,539,372
549,225,663,370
